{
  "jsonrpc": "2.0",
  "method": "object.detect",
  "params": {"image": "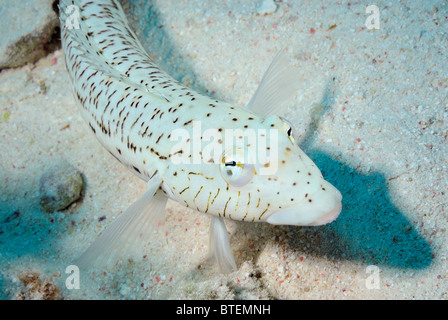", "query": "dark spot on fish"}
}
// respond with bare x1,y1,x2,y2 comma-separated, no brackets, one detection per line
133,166,141,174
